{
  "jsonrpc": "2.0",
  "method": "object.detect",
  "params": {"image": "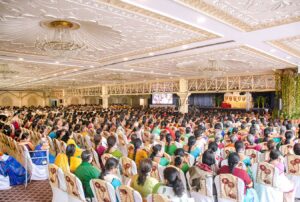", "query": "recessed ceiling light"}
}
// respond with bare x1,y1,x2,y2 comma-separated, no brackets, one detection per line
286,56,291,59
18,58,24,61
270,49,276,52
74,69,78,71
149,52,154,56
90,65,94,68
123,57,129,61
55,61,60,64
197,17,206,23
53,73,57,76
170,77,173,79
150,71,154,74
63,72,66,74
130,68,134,71
182,45,188,50
167,72,171,75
